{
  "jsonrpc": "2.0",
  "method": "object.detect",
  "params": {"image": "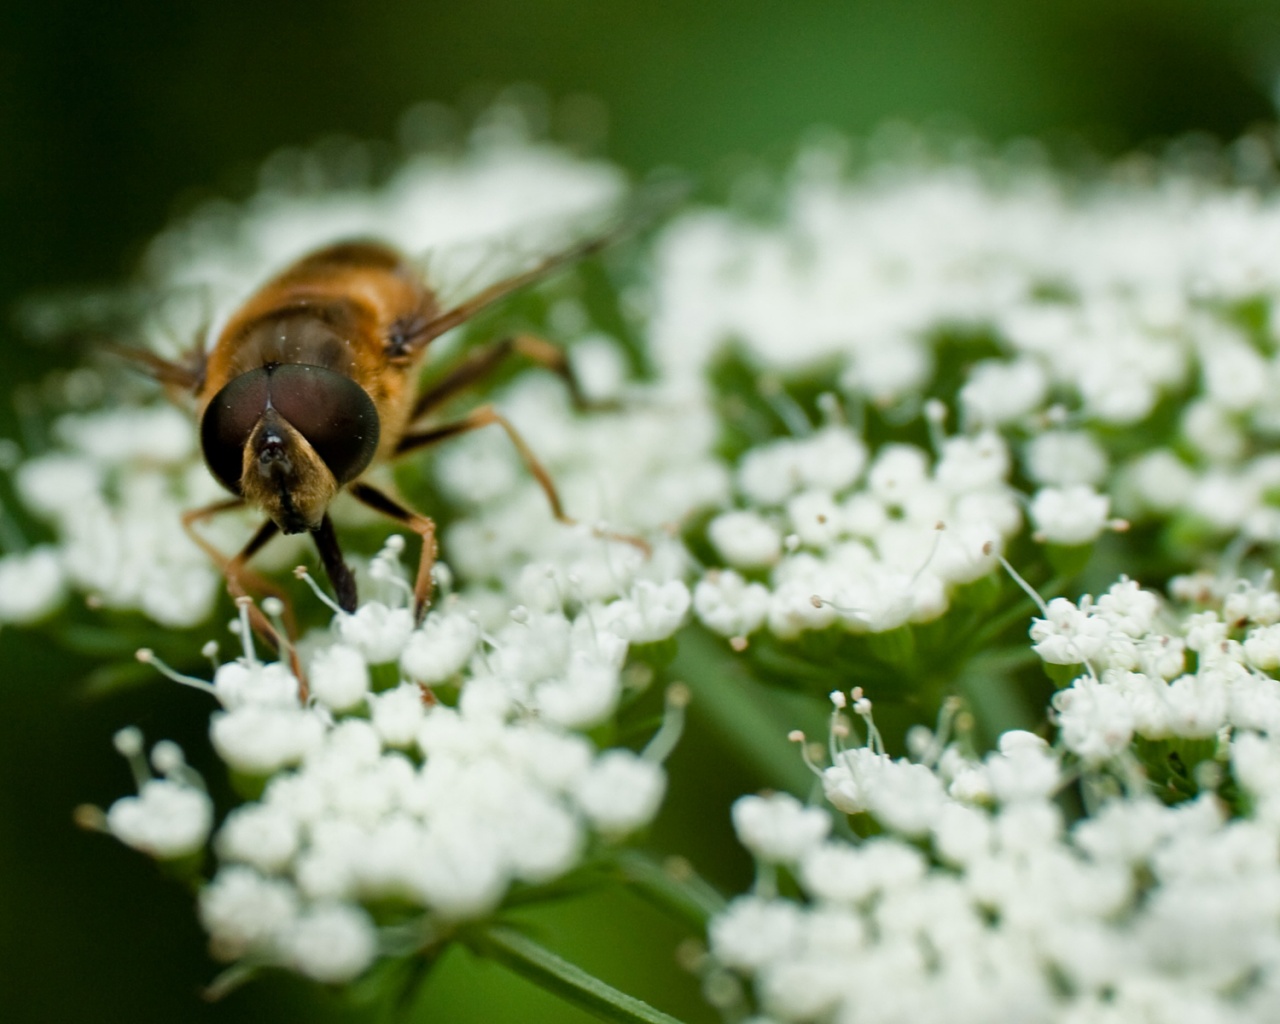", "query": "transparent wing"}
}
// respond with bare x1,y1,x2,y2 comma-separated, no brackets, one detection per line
404,176,690,348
